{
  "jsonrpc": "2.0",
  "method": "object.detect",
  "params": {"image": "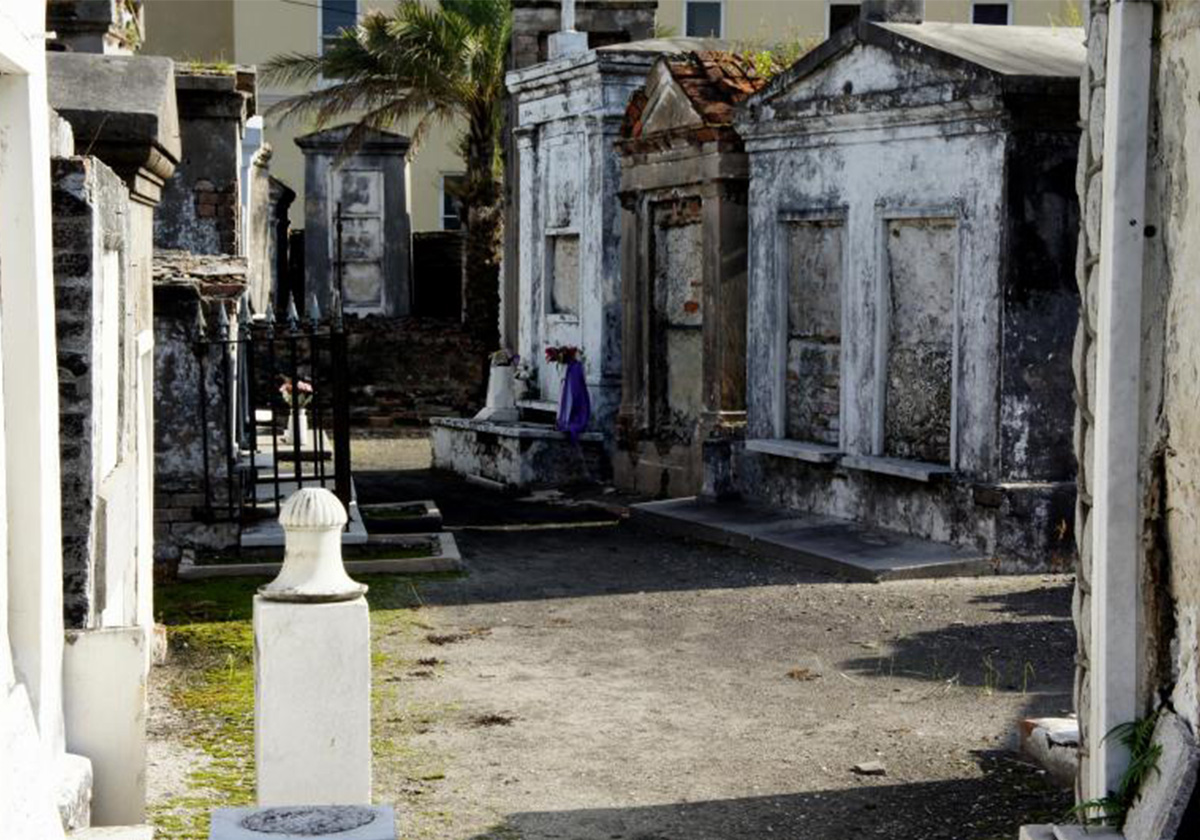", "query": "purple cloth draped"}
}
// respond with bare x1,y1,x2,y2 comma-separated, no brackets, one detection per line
556,360,591,442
